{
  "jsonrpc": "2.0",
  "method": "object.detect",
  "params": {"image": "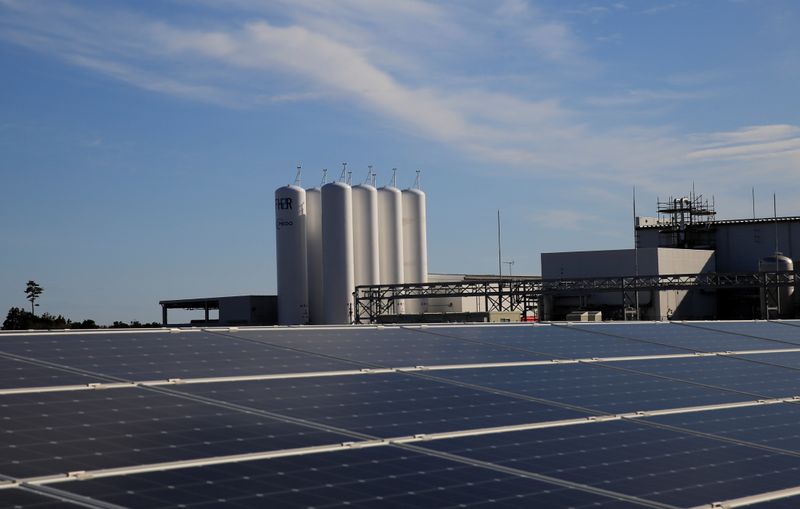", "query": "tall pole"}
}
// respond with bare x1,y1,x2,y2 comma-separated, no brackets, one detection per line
633,186,640,320
498,210,503,309
774,193,780,317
